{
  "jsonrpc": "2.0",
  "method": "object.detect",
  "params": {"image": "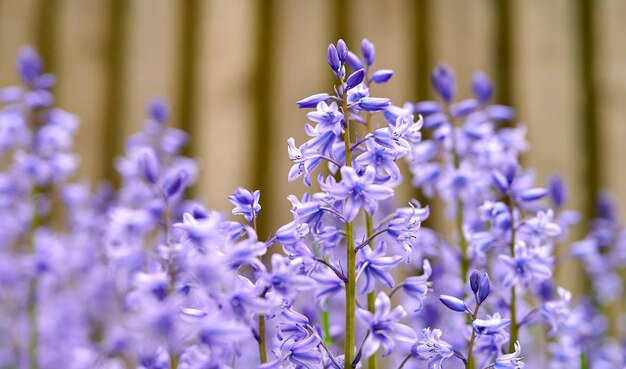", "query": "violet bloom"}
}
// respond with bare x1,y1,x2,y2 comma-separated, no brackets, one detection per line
287,138,322,186
499,241,553,287
323,166,393,222
306,101,344,136
357,241,402,294
228,187,261,223
356,292,416,359
400,259,432,310
411,328,455,369
493,341,525,369
387,200,429,259
472,313,511,336
263,254,315,297
280,334,323,368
